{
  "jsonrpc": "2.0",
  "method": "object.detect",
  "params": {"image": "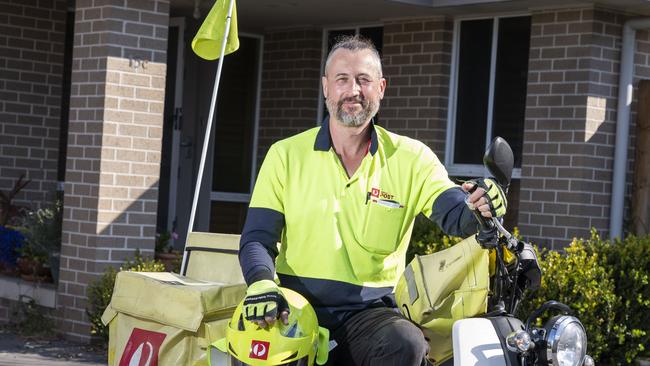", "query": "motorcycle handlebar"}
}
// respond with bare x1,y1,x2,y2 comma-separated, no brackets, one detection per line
471,205,494,231
465,196,499,248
